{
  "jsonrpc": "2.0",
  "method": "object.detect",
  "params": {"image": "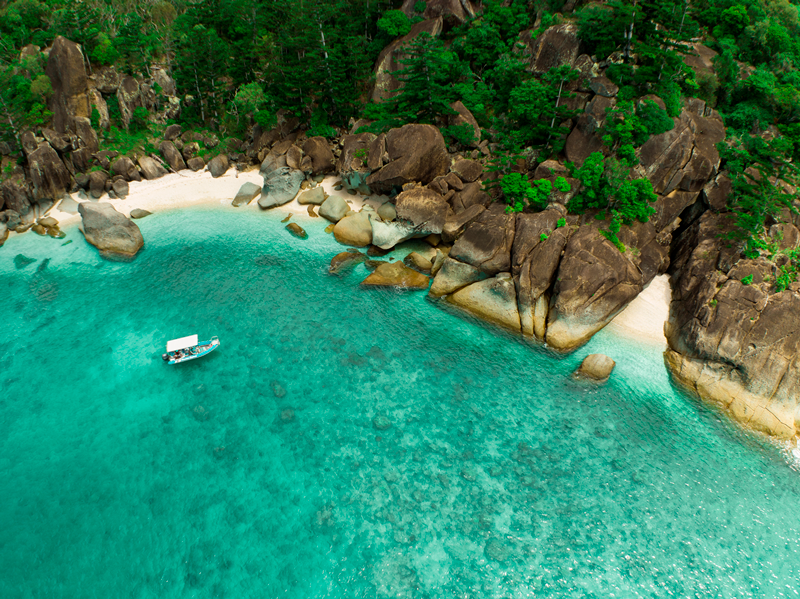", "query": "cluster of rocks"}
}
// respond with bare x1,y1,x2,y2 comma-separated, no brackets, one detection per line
3,20,799,439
